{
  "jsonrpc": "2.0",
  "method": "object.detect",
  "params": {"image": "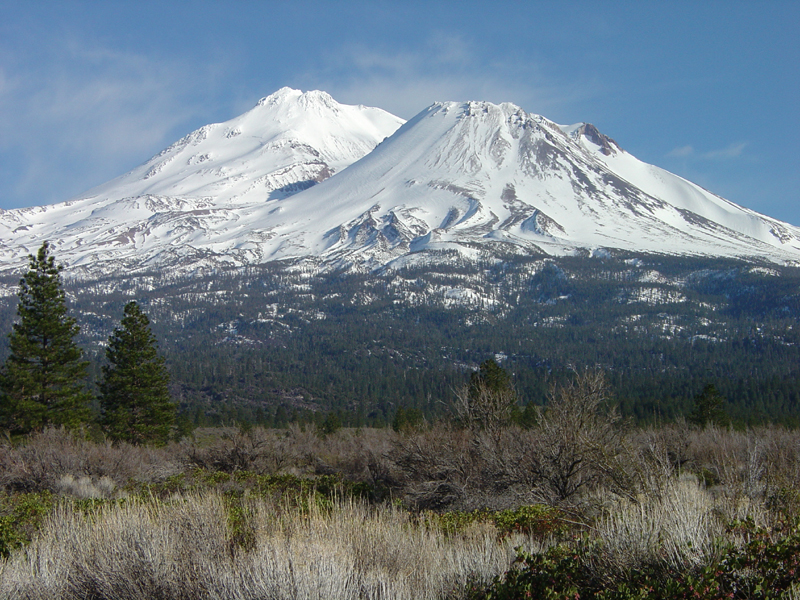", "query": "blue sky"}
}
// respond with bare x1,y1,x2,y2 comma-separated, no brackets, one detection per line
1,1,798,224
